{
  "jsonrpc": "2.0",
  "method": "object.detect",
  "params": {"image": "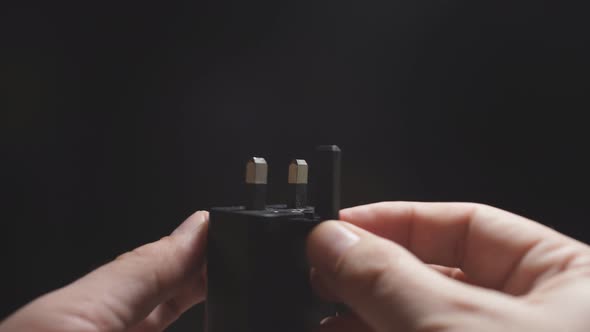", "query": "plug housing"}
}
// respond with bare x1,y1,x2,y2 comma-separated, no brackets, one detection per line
206,146,342,332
